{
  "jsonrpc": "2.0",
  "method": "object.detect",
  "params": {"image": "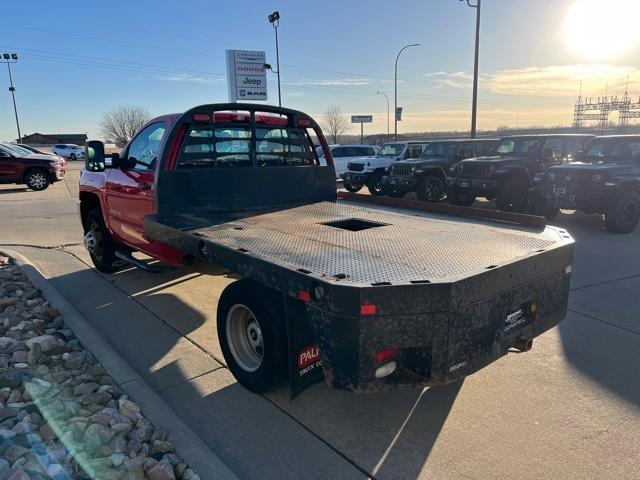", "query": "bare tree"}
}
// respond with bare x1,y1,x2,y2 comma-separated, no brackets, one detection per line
99,105,151,147
323,105,349,143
